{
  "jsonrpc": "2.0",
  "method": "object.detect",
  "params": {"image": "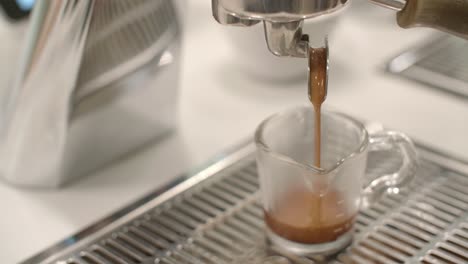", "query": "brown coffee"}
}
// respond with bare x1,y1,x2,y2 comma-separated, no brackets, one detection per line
265,188,354,244
308,46,328,168
265,44,350,245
